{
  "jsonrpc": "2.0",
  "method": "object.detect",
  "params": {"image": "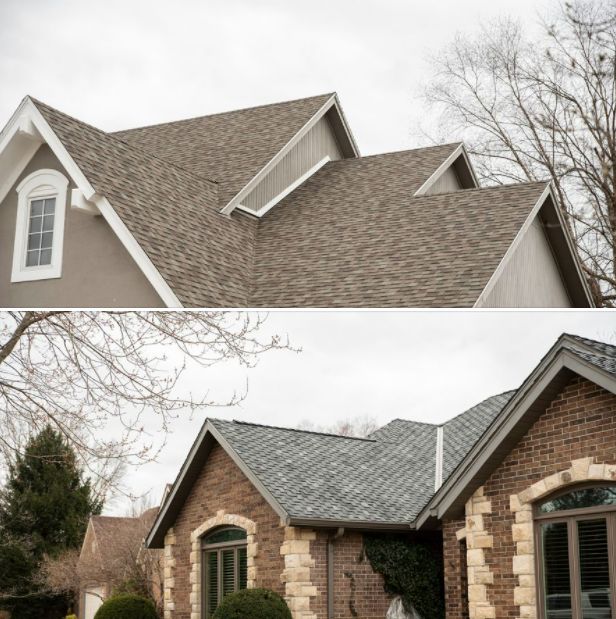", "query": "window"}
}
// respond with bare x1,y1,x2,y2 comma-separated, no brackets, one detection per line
11,169,68,282
201,527,248,618
535,484,616,619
